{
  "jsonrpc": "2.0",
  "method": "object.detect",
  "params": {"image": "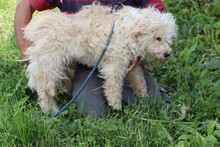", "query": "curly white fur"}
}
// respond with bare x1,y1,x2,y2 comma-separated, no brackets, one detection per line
24,4,178,114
